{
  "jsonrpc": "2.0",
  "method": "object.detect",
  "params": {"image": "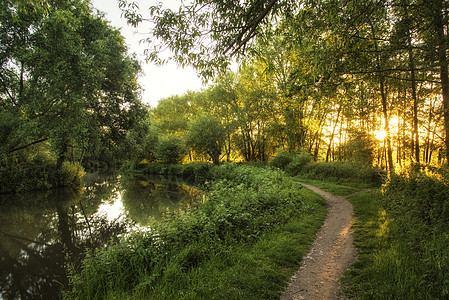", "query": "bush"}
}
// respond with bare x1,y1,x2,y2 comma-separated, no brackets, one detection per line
155,135,186,164
65,164,324,299
299,161,385,185
57,162,85,187
181,162,213,183
285,152,313,176
268,150,294,170
0,156,84,194
382,165,449,233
